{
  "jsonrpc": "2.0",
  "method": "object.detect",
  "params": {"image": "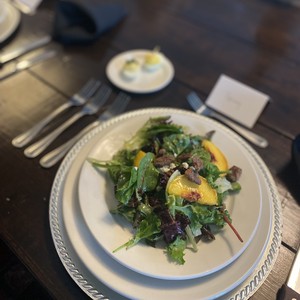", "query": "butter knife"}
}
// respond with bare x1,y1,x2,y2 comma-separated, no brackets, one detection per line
187,91,268,148
0,35,51,67
278,247,300,300
0,49,56,80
